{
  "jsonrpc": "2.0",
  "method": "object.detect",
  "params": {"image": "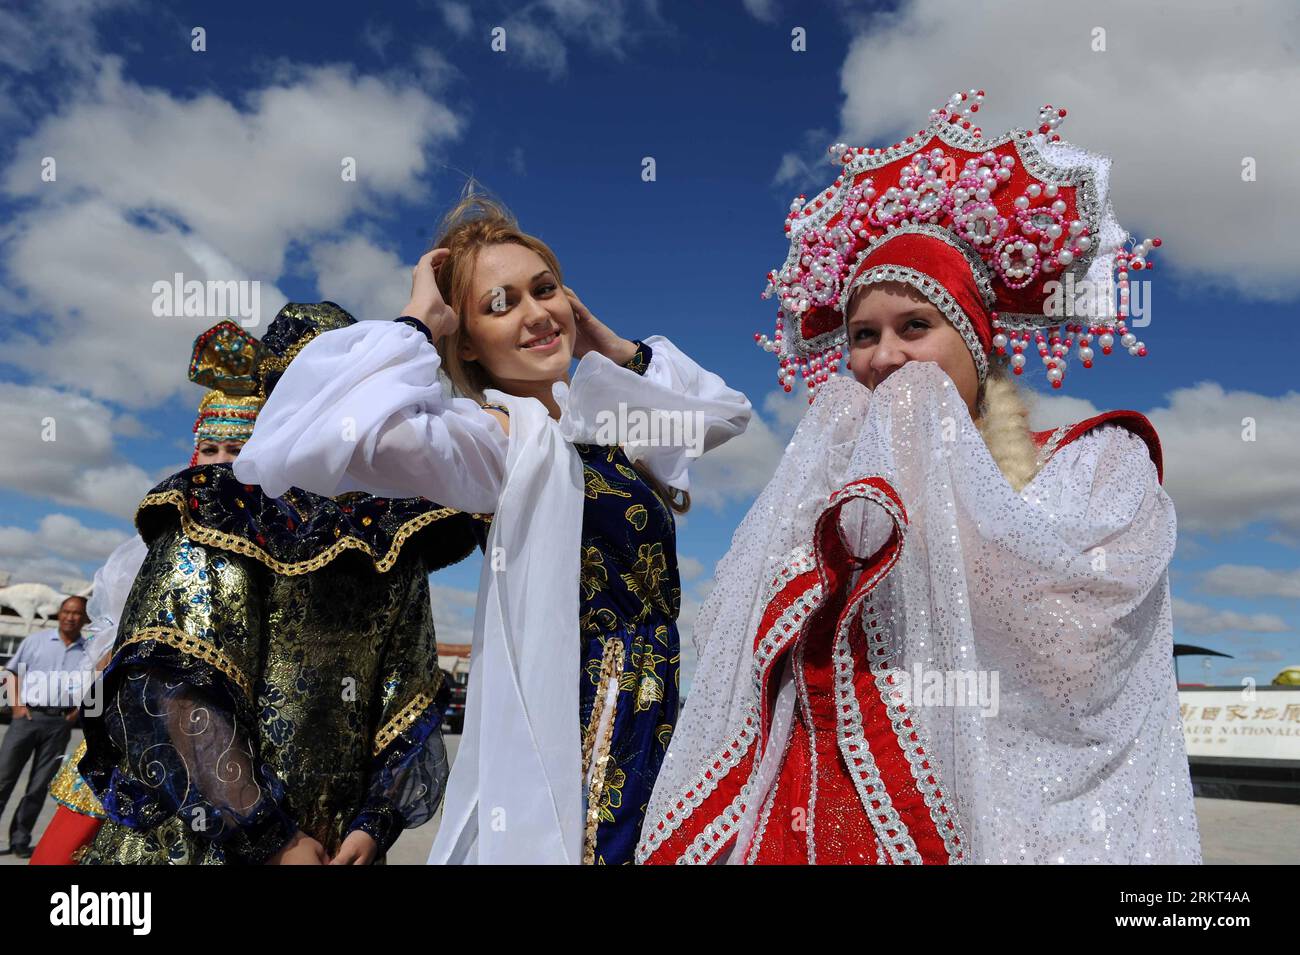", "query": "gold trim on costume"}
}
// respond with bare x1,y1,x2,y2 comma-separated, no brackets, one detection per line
48,740,106,819
582,638,624,866
115,627,253,699
136,489,464,577
371,676,444,757
255,337,314,398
